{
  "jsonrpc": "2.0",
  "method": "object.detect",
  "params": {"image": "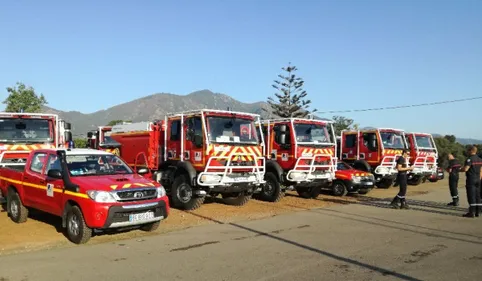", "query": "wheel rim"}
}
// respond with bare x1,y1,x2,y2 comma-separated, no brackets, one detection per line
10,200,18,218
333,183,344,195
263,180,275,196
177,184,193,203
68,214,80,237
